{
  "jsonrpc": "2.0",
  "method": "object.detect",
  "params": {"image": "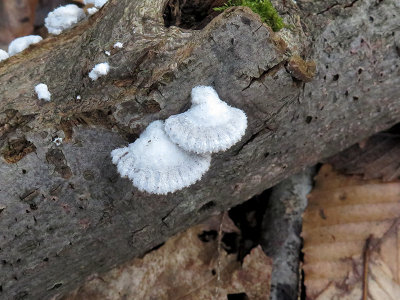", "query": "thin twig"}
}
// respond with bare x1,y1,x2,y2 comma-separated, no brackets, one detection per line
216,211,227,298
362,235,372,300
